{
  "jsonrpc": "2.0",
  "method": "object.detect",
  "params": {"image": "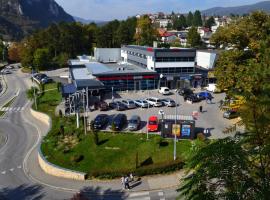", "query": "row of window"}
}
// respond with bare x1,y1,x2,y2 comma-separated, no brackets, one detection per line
102,79,157,91
155,57,195,62
126,51,147,59
127,59,147,68
155,67,194,74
